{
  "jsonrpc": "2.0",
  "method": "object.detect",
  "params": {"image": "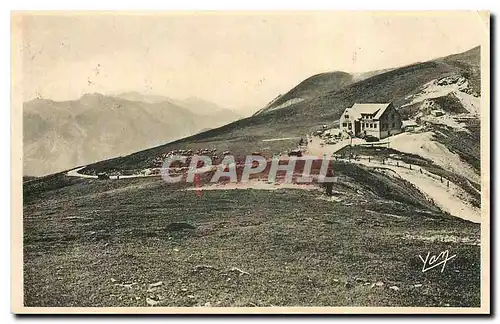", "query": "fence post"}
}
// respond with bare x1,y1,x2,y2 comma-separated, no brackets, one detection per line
447,180,449,188
397,161,399,167
409,164,412,170
420,168,422,174
440,175,443,183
